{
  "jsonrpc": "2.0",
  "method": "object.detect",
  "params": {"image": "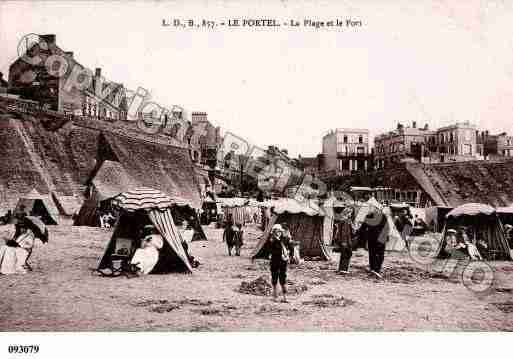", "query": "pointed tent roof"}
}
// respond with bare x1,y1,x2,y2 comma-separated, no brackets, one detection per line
92,160,139,202
101,133,202,209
